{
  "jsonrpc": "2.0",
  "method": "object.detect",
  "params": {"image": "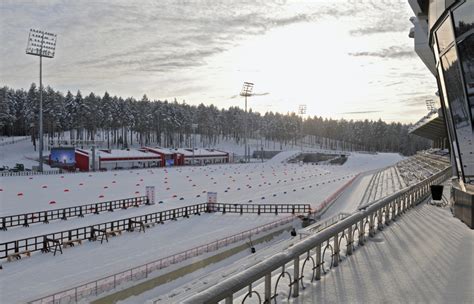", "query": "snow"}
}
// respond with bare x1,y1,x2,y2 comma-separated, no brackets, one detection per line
0,151,404,303
97,149,161,159
0,138,45,169
175,148,228,157
270,204,474,304
166,202,473,304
